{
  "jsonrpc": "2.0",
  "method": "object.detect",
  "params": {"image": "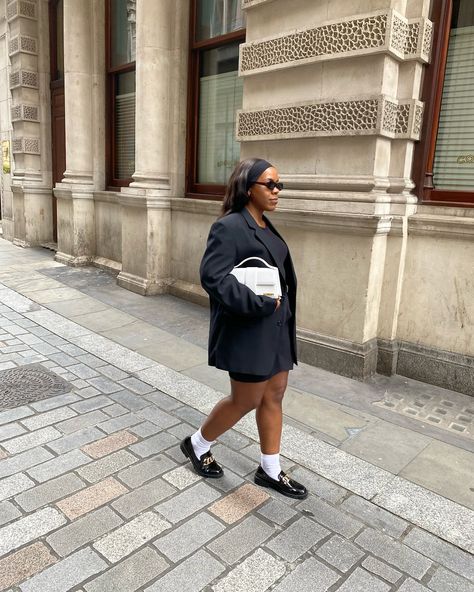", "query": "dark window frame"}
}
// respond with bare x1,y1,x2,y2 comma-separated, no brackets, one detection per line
105,0,136,189
413,0,474,207
185,1,245,200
